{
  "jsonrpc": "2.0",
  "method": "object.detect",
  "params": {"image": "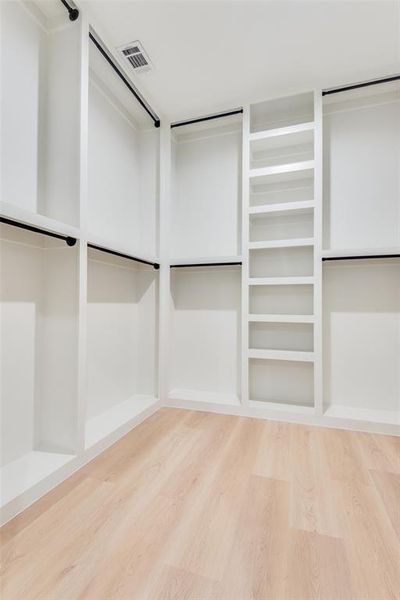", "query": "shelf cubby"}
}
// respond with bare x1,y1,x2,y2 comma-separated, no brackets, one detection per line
250,209,314,244
250,92,314,132
1,0,82,226
0,223,79,508
250,123,314,170
85,247,158,448
249,359,314,406
249,321,314,352
249,283,314,315
249,246,314,278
